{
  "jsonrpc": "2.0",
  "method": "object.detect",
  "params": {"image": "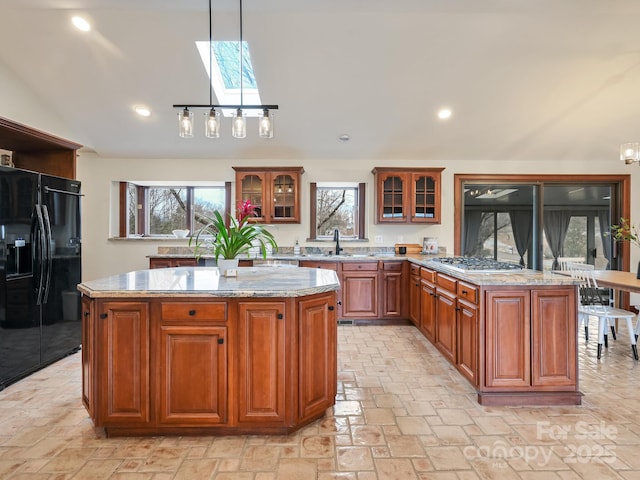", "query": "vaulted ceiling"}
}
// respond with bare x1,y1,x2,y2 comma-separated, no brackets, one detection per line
1,0,640,162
